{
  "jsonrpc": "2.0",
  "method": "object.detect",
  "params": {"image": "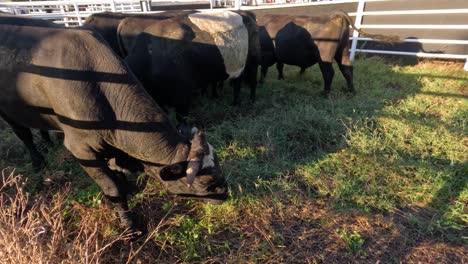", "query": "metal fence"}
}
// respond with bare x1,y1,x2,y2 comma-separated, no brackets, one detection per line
0,0,150,25
1,0,466,70
241,0,468,70
347,0,468,70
